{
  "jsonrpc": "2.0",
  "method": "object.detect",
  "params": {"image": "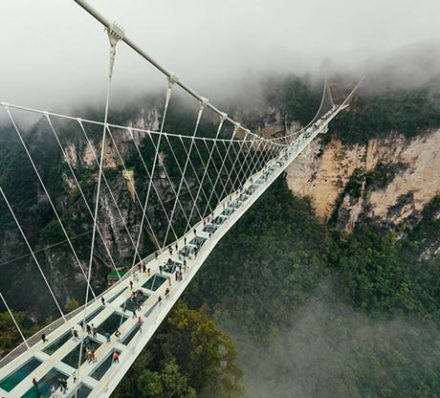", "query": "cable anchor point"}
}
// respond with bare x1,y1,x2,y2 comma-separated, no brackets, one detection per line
168,73,179,88
200,97,209,109
106,22,125,78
